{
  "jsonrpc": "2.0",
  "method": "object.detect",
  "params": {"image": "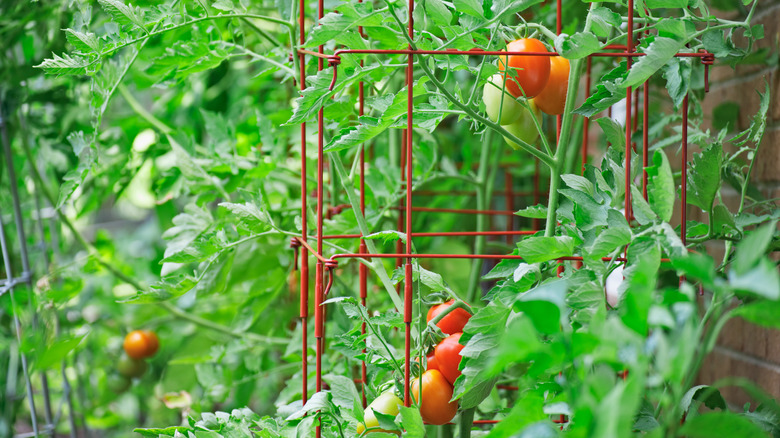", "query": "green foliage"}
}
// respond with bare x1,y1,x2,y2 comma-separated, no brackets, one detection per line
1,0,777,436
